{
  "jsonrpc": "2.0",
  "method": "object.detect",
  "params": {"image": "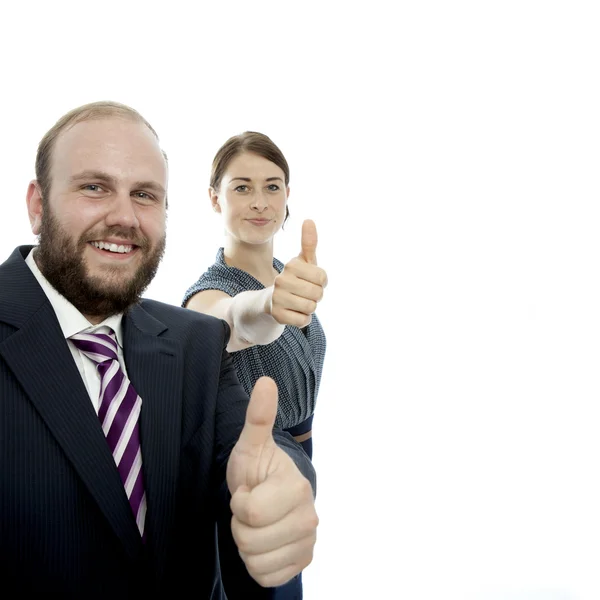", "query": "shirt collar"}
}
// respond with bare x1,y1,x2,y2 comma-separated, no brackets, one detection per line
25,247,125,348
